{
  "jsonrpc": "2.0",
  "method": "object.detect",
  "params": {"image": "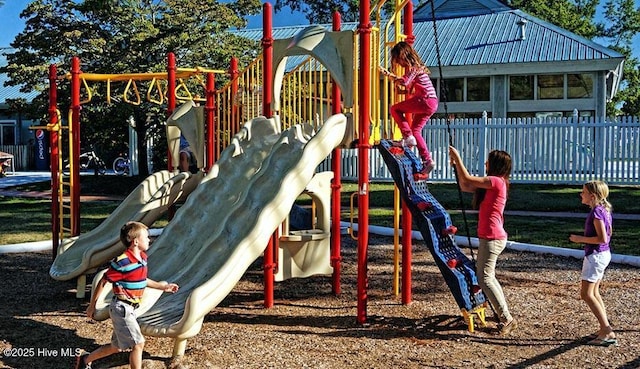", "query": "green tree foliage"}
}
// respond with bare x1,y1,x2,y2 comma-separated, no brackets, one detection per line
507,0,599,38
1,0,261,173
507,0,640,116
599,0,640,115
